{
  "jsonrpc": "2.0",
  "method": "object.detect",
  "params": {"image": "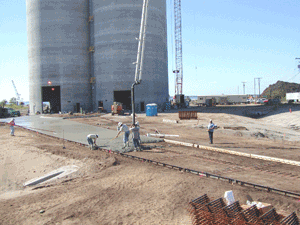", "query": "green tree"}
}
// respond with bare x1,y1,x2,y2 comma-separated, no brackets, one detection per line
0,100,7,108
